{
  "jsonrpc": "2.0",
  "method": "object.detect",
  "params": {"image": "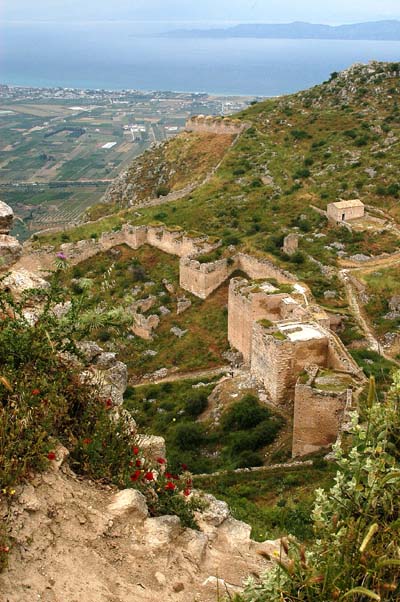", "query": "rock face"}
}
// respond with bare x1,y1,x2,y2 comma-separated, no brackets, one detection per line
0,467,273,602
0,235,22,268
0,200,14,234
